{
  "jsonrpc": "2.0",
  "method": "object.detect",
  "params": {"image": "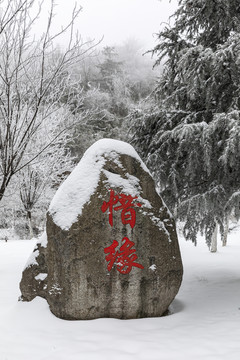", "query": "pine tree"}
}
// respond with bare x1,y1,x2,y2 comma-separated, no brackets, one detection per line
97,47,123,92
131,0,240,247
